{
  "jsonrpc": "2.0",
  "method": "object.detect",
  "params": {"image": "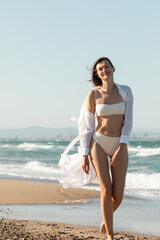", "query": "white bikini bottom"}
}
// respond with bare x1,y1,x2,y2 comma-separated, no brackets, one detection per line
93,131,120,157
